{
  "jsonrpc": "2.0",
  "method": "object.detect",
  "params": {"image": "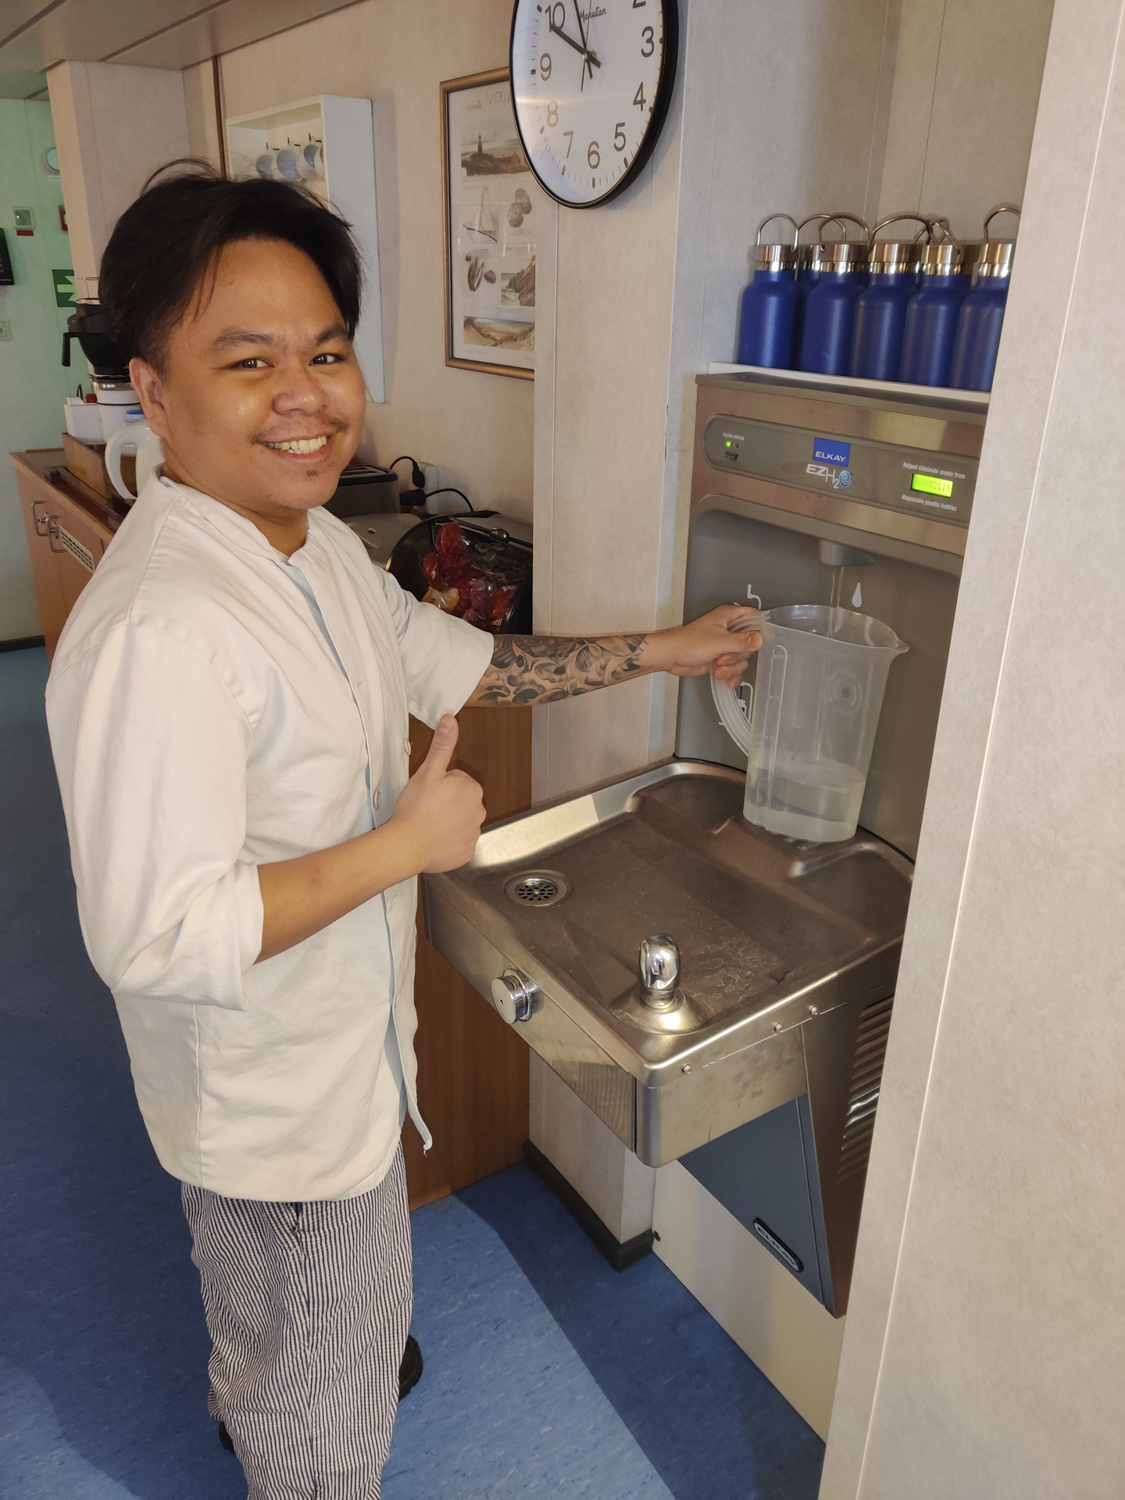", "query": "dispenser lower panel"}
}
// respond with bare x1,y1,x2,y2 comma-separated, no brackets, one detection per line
680,1097,827,1303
